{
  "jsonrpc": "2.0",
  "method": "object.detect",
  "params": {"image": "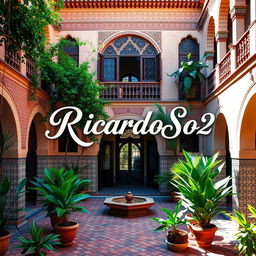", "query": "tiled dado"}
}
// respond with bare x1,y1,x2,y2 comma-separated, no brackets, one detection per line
235,159,256,216
2,158,26,223
37,156,98,192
